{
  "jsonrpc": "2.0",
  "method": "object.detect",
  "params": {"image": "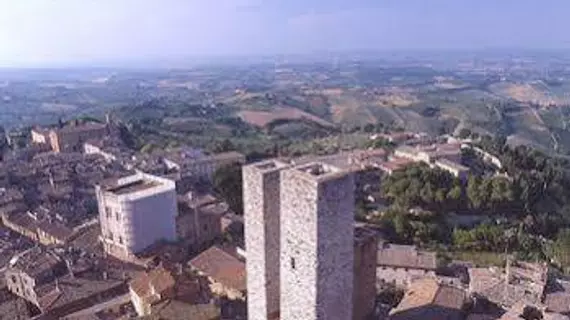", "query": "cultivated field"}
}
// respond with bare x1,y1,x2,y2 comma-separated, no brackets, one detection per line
237,107,334,127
